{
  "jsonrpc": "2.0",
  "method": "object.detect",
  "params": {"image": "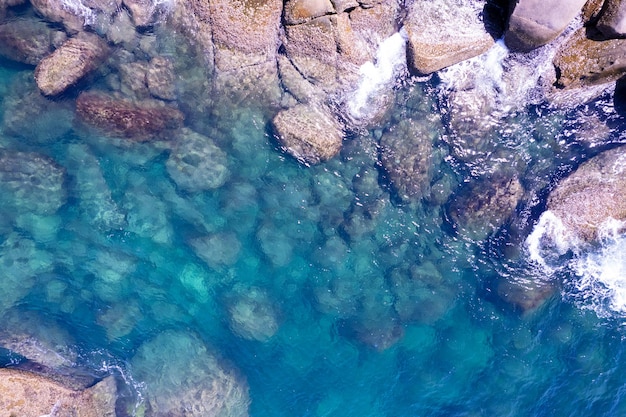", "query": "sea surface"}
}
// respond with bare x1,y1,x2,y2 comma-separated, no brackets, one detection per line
1,12,626,417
